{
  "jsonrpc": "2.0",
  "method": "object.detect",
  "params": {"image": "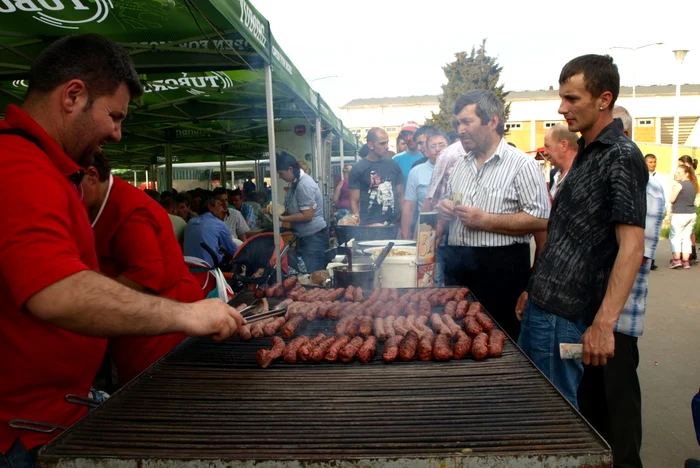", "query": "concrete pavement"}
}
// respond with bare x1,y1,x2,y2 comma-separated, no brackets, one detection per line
640,241,700,467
